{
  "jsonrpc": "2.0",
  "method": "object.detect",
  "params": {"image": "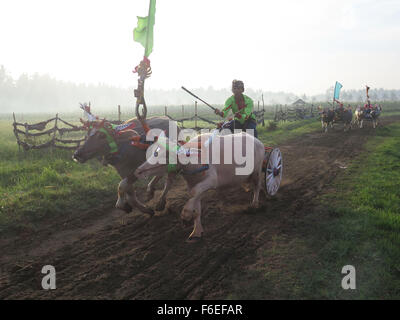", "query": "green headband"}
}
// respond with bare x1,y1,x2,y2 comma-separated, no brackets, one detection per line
88,124,118,154
99,128,118,154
